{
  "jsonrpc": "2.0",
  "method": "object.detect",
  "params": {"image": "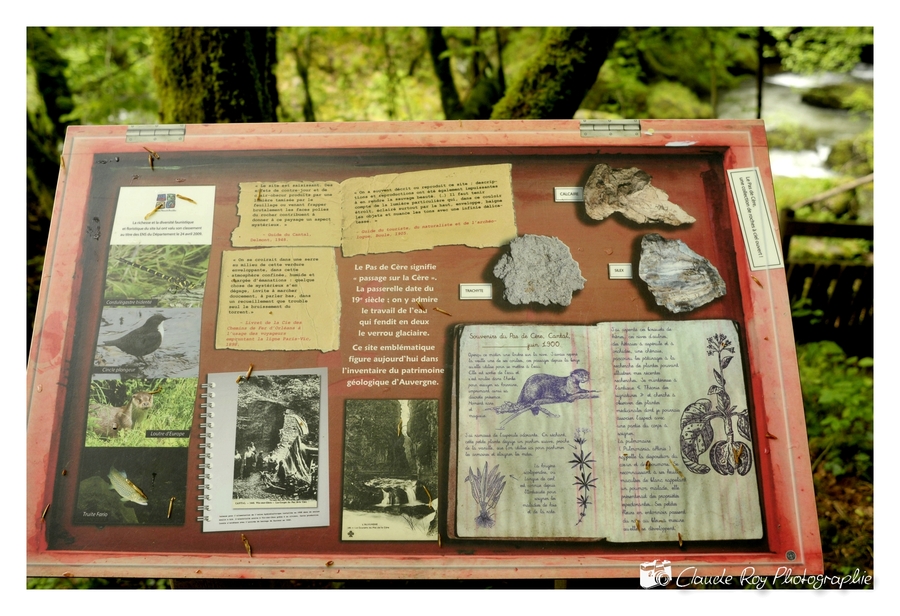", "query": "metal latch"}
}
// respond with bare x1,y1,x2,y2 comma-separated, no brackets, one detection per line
579,119,641,137
126,124,187,143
